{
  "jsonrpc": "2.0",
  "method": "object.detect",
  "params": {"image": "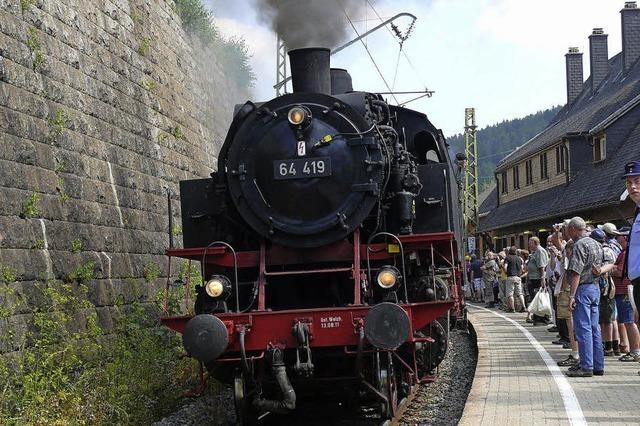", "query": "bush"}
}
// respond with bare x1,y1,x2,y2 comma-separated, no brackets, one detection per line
0,280,200,425
173,0,218,43
173,0,255,88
